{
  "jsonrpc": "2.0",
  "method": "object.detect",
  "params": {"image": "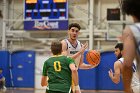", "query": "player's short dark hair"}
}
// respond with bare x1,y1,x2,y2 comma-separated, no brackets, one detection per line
115,43,123,51
68,23,81,30
121,0,140,21
51,40,62,55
